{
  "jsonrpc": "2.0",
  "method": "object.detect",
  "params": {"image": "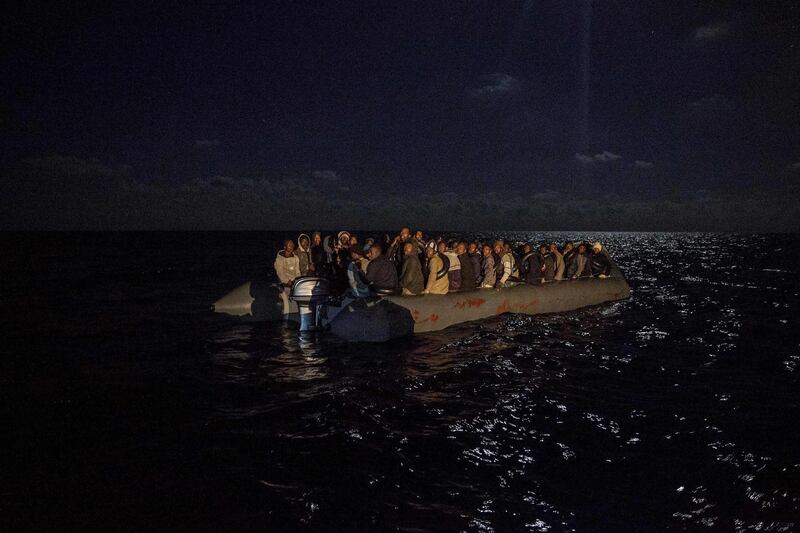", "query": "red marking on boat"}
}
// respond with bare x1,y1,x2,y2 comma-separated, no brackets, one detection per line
430,313,439,322
453,297,486,309
514,298,539,311
496,300,511,314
